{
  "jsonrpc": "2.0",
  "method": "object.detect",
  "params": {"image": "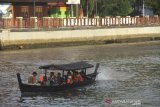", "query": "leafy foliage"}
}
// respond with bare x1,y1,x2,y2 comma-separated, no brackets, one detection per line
81,0,95,17
81,0,160,17
98,0,133,17
146,0,160,15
